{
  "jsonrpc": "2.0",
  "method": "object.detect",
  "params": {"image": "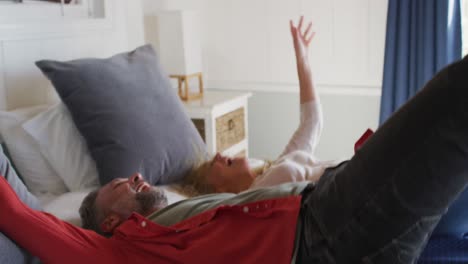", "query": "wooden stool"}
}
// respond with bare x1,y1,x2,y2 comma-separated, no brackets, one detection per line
170,72,204,101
